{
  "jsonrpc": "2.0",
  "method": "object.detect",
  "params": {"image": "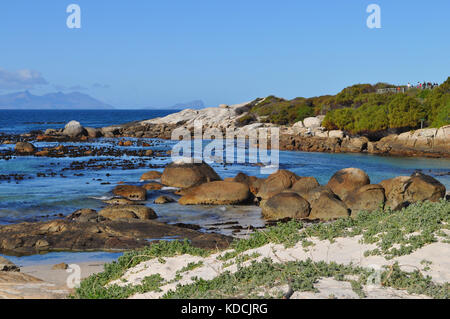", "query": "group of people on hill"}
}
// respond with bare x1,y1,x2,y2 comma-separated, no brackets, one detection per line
407,82,439,89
